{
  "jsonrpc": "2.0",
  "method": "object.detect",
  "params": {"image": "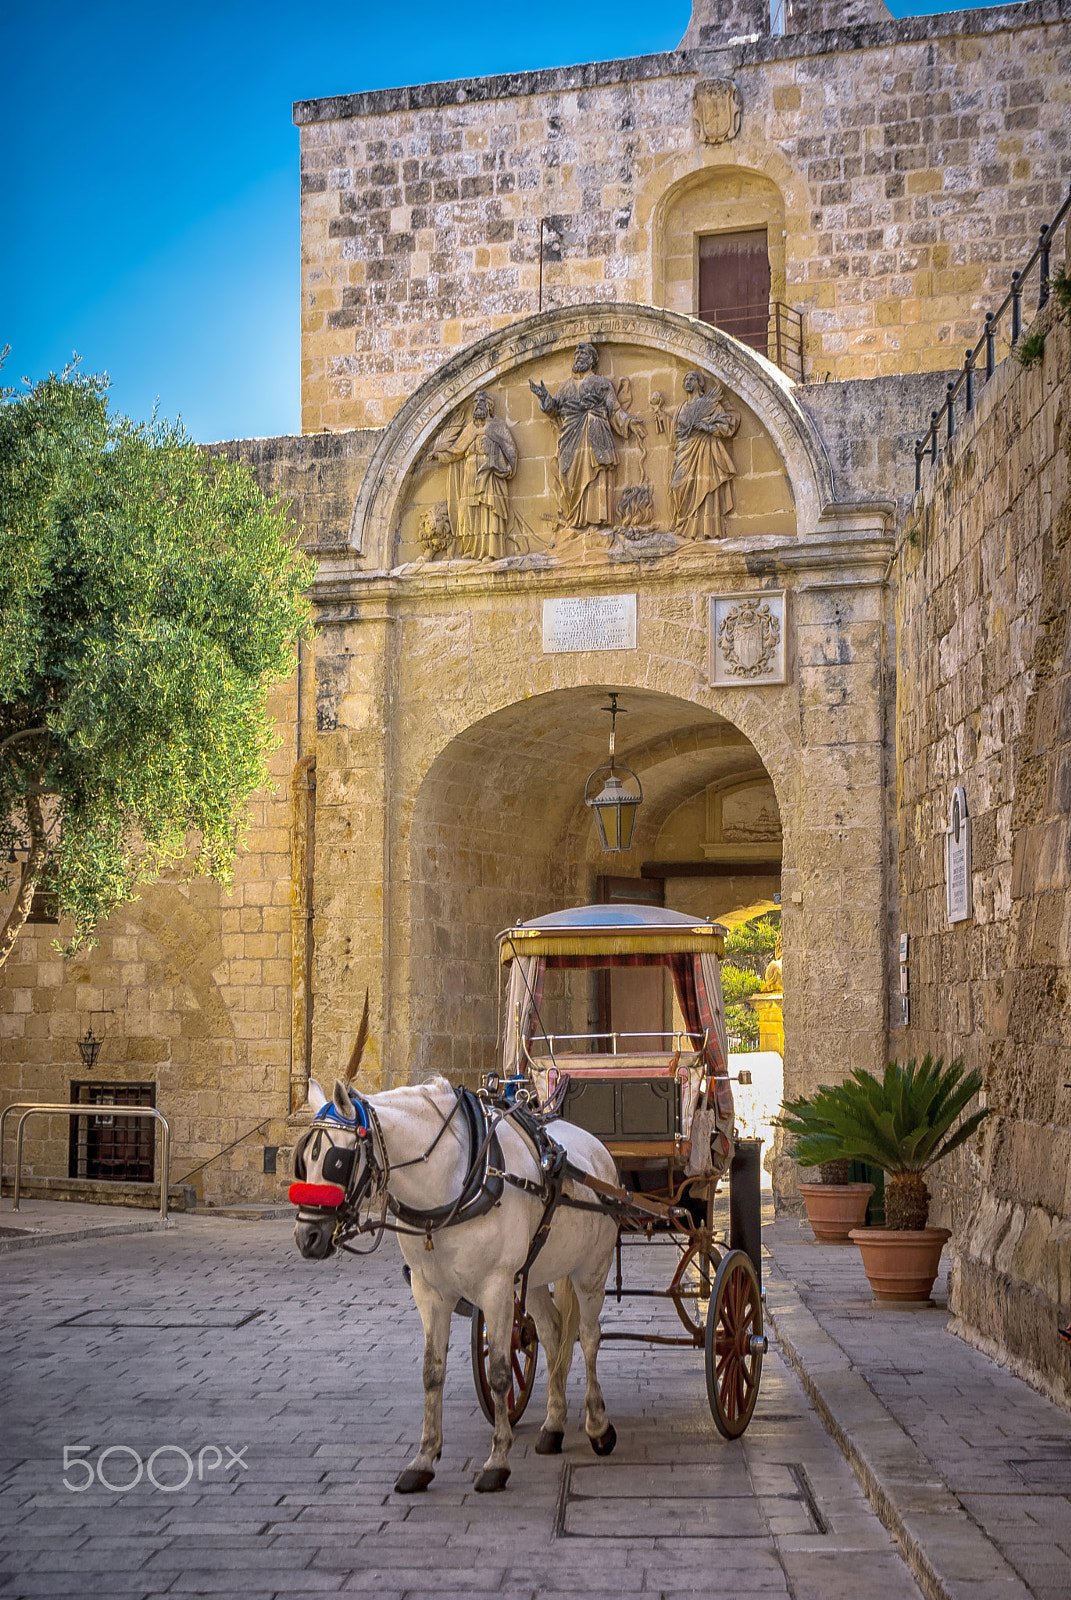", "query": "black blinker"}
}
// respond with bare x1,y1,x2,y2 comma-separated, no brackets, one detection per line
322,1146,356,1186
